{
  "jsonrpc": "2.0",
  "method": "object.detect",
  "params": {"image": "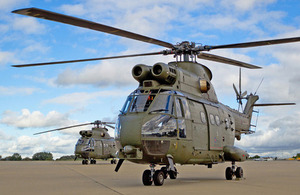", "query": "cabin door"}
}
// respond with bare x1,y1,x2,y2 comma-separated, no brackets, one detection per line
189,101,209,150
